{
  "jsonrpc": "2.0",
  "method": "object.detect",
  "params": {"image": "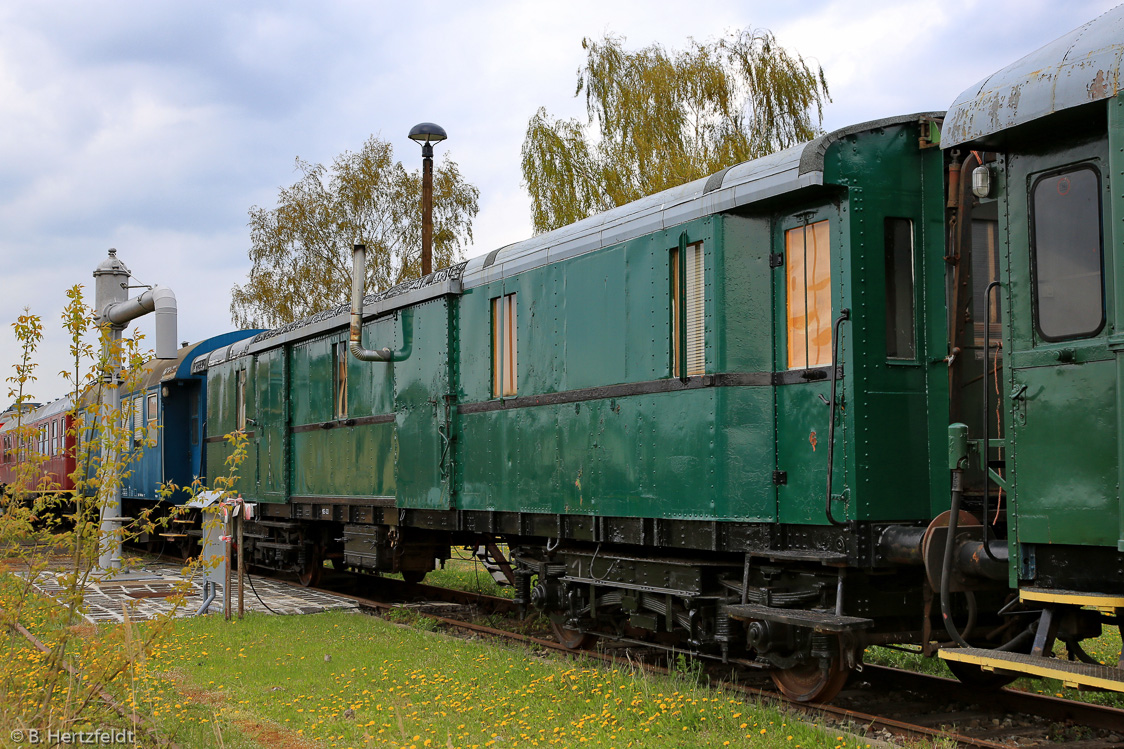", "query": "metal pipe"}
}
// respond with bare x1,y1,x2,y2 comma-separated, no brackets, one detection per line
876,525,927,565
957,538,1009,581
981,281,1002,562
941,469,971,647
421,143,434,276
825,308,851,526
349,244,394,362
194,580,217,616
104,285,178,359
